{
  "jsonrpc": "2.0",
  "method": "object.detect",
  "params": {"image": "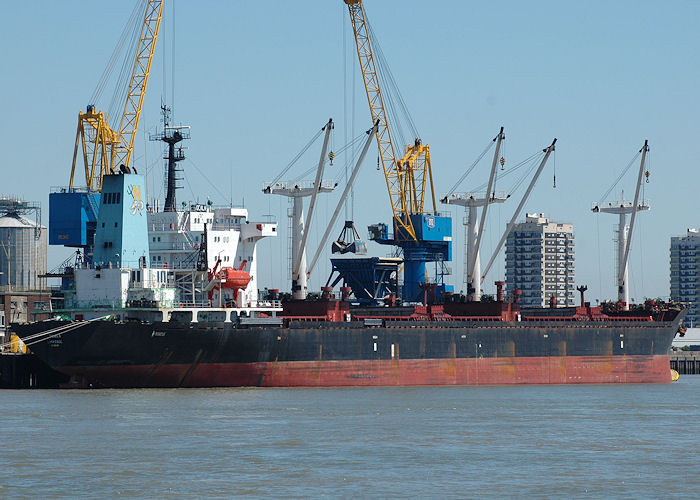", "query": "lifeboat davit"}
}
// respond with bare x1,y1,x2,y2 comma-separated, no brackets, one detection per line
208,260,251,302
